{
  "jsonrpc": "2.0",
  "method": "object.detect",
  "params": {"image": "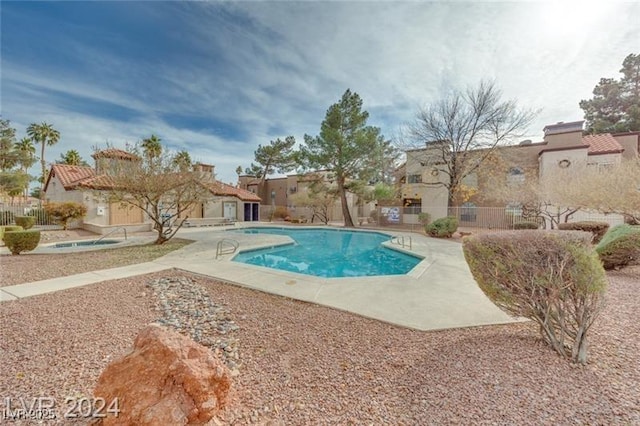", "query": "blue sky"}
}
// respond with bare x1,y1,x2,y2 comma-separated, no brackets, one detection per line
1,1,639,185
